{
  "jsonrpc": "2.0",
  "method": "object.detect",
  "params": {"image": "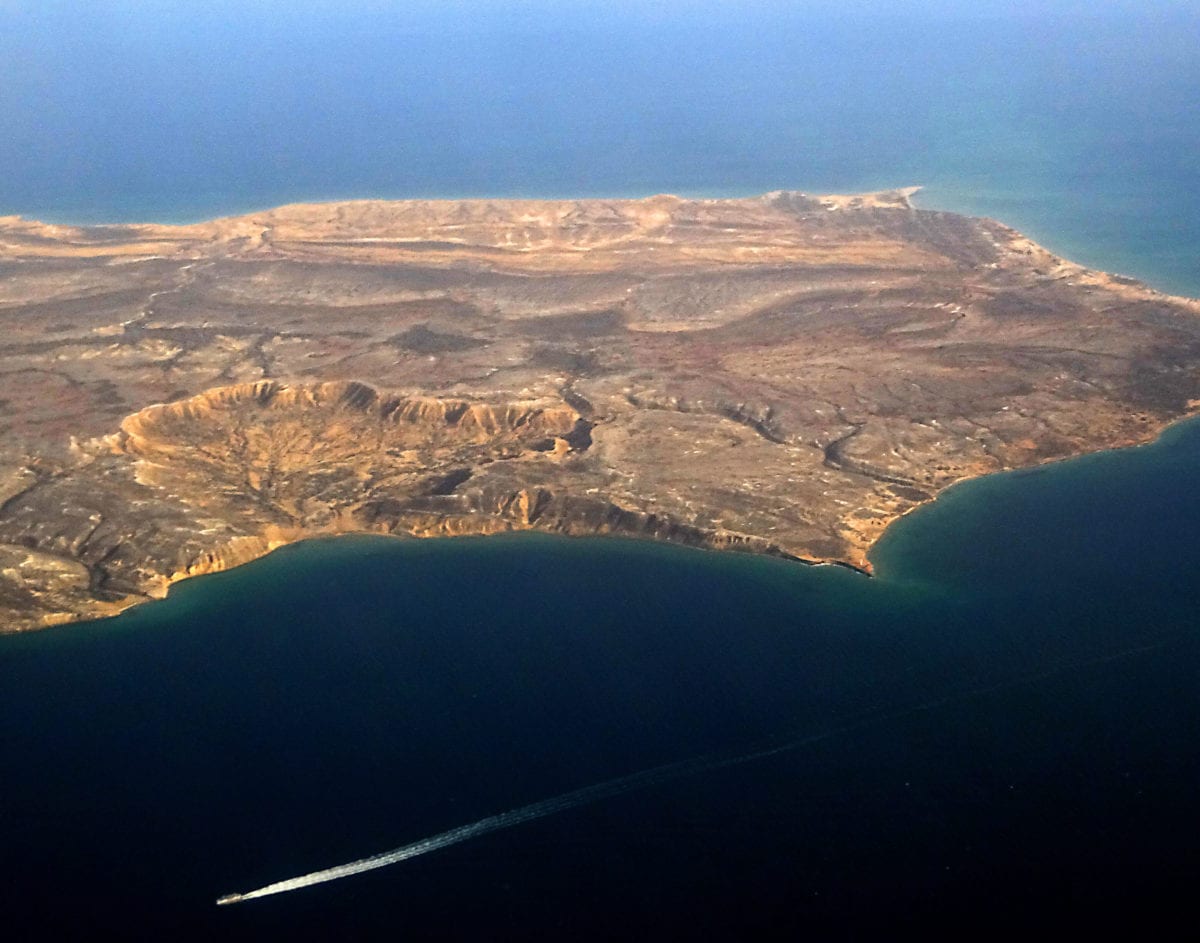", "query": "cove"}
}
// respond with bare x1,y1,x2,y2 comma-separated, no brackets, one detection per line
2,416,1197,938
